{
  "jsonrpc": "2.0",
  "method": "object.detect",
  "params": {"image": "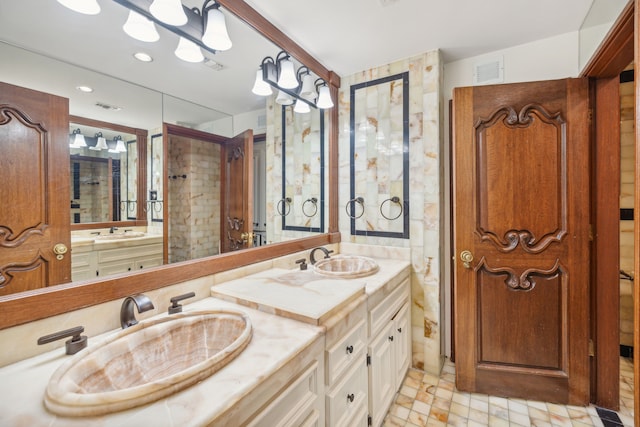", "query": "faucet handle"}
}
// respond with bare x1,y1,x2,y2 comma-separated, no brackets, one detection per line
37,326,87,355
168,292,196,314
295,258,308,270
